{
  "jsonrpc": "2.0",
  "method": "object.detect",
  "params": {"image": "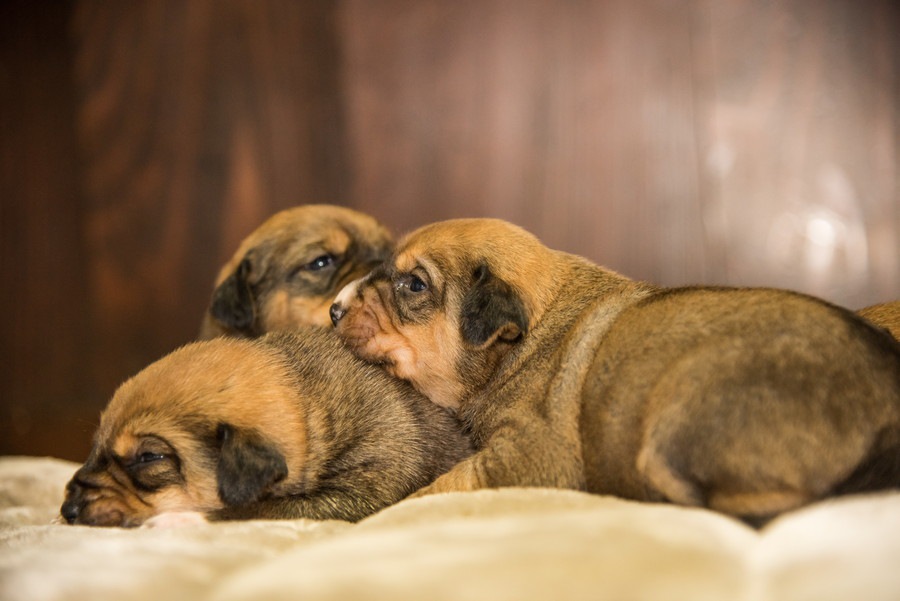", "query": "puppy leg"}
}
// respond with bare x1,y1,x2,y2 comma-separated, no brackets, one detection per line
635,444,703,508
632,346,856,520
410,421,585,498
408,456,483,497
210,489,385,523
637,444,812,518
